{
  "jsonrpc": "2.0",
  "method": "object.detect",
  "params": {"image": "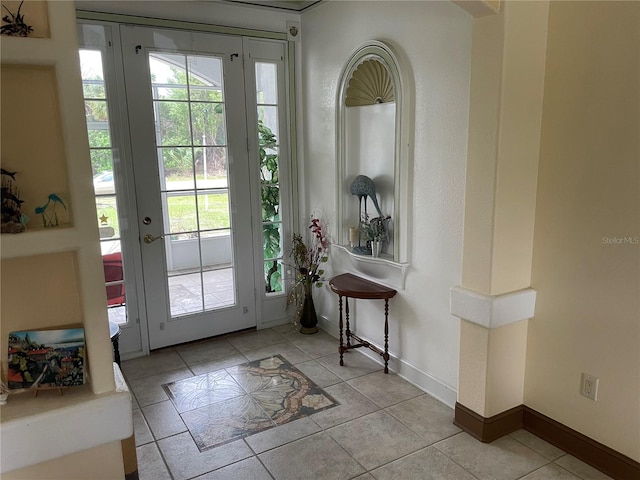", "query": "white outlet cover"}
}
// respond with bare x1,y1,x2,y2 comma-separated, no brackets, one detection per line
581,373,599,401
